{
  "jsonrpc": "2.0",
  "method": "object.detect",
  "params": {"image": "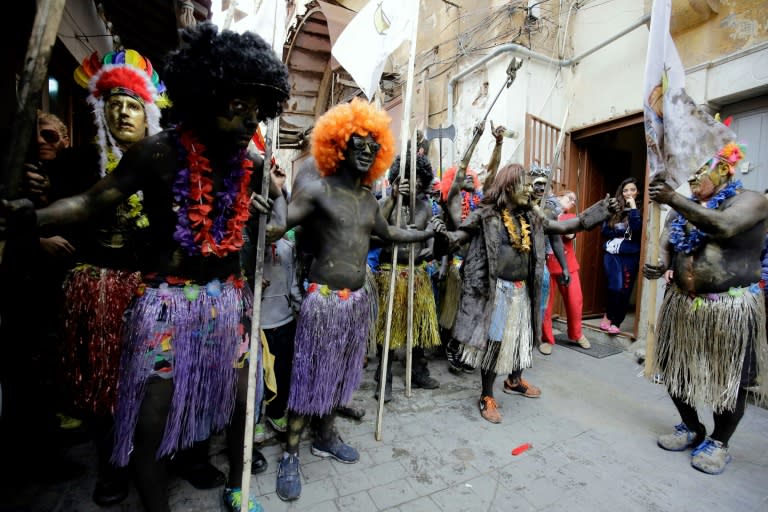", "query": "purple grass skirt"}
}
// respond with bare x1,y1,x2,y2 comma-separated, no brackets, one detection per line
287,283,372,415
111,277,253,466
